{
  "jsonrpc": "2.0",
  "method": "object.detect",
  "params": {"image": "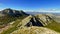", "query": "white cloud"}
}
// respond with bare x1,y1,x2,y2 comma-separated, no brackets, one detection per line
23,9,60,13
23,10,35,12
37,9,60,13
